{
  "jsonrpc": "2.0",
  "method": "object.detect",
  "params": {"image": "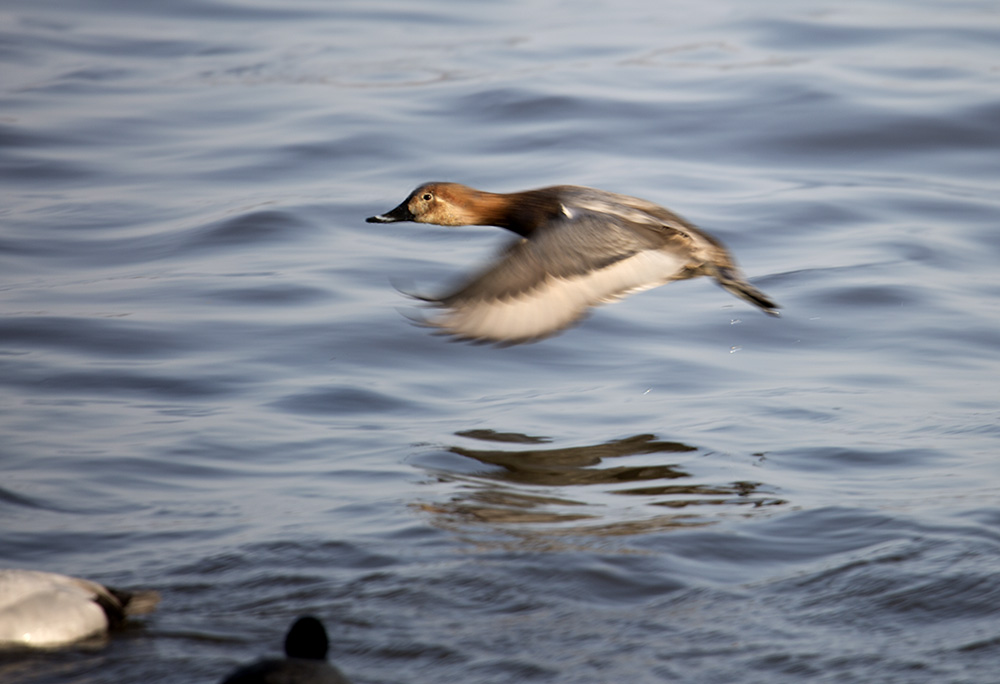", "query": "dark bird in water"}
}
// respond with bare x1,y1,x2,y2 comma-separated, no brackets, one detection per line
220,616,352,684
368,182,779,344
